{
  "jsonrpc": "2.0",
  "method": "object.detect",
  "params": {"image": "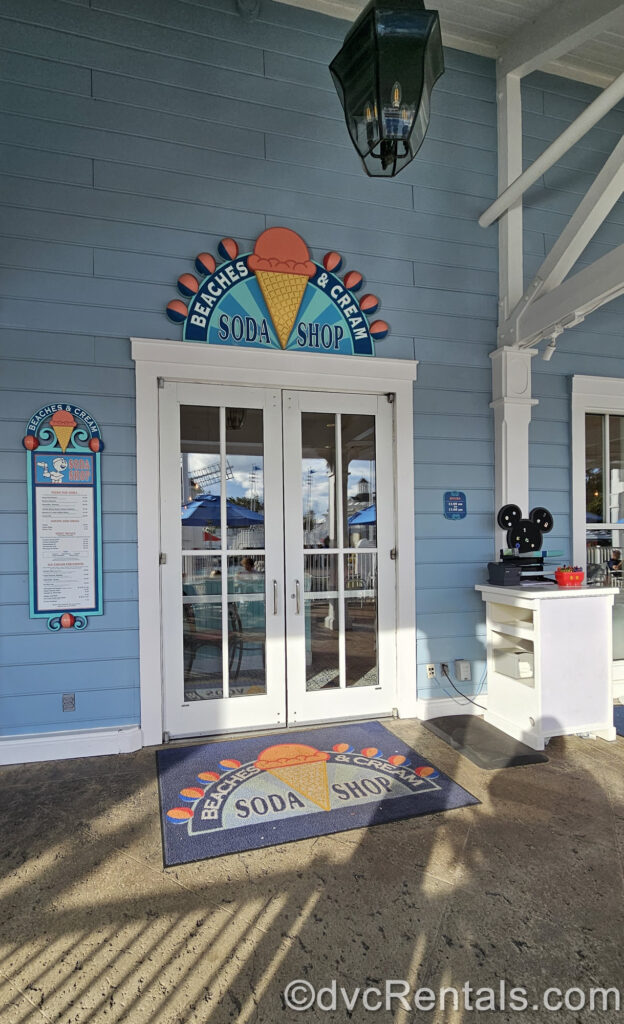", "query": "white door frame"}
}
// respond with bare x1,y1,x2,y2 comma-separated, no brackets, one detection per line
160,381,287,737
282,389,396,726
132,337,418,746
